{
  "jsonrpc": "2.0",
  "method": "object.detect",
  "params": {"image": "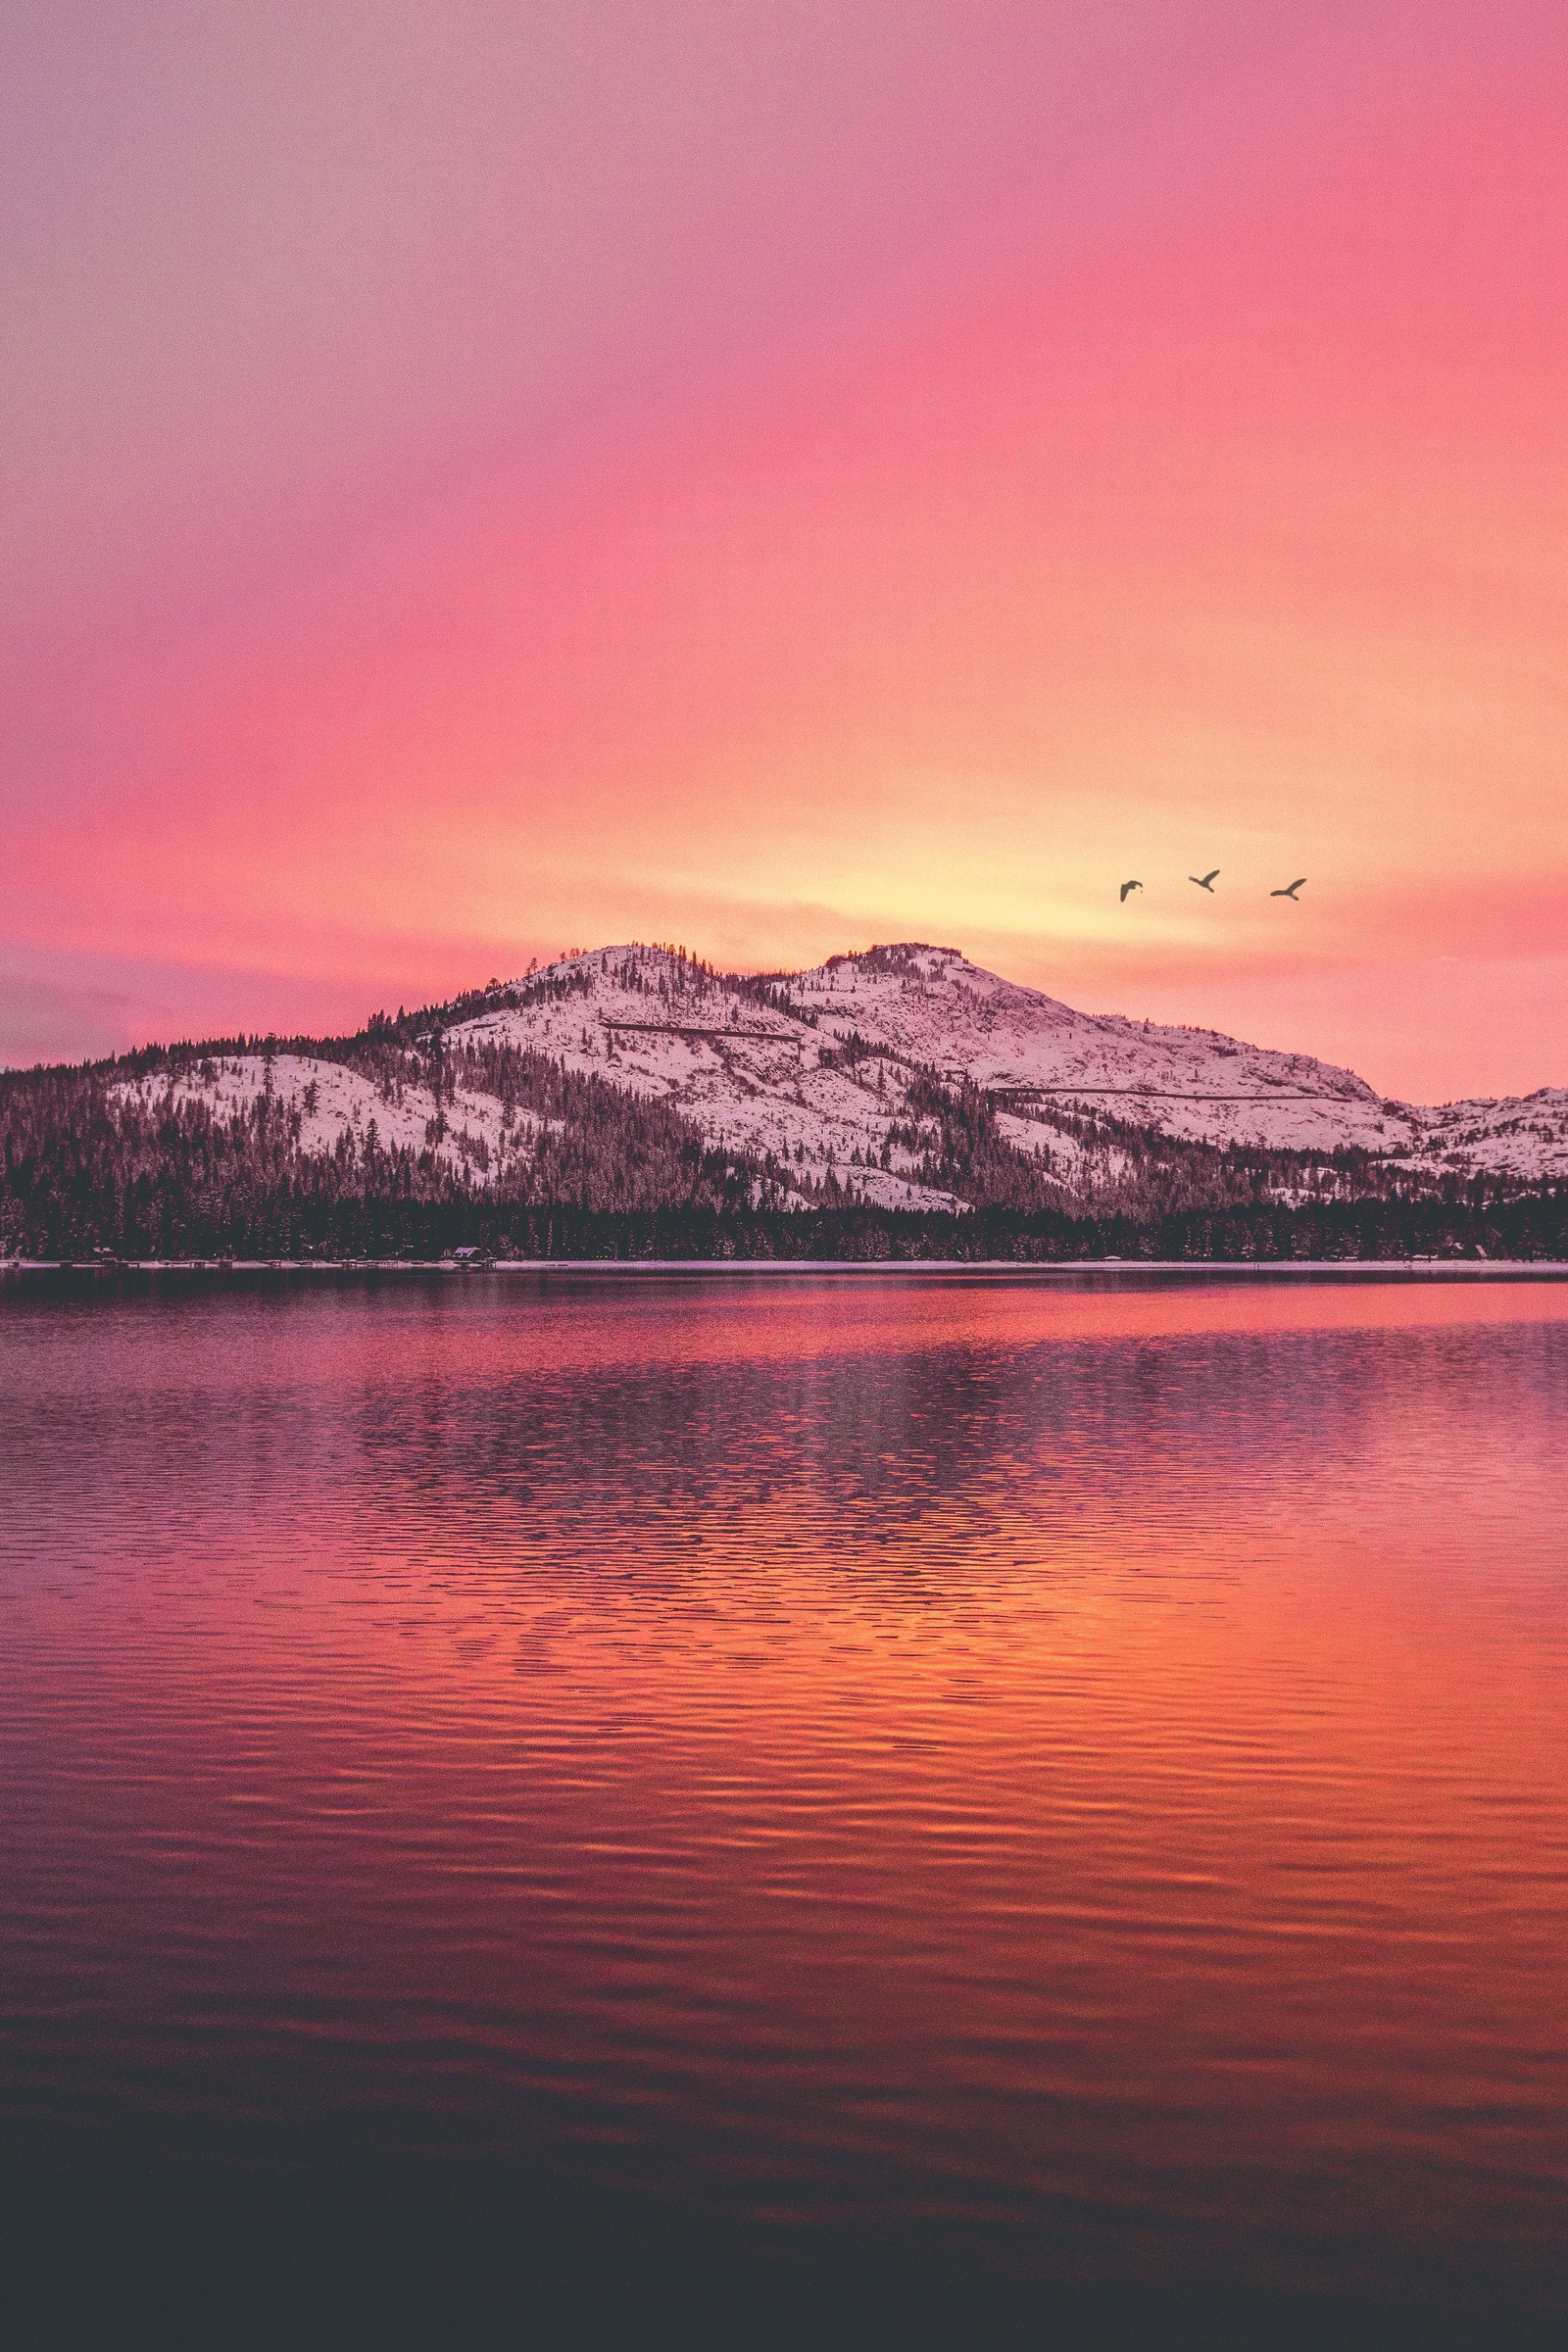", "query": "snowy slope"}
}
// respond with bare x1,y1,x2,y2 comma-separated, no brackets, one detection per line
454,947,966,1208
450,941,1568,1191
115,1054,544,1184
110,943,1566,1200
777,945,1402,1152
769,946,1568,1182
1395,1090,1568,1184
